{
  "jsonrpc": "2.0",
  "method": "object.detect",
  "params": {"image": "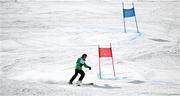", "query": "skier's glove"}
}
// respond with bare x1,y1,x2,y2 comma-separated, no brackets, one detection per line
88,67,91,70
